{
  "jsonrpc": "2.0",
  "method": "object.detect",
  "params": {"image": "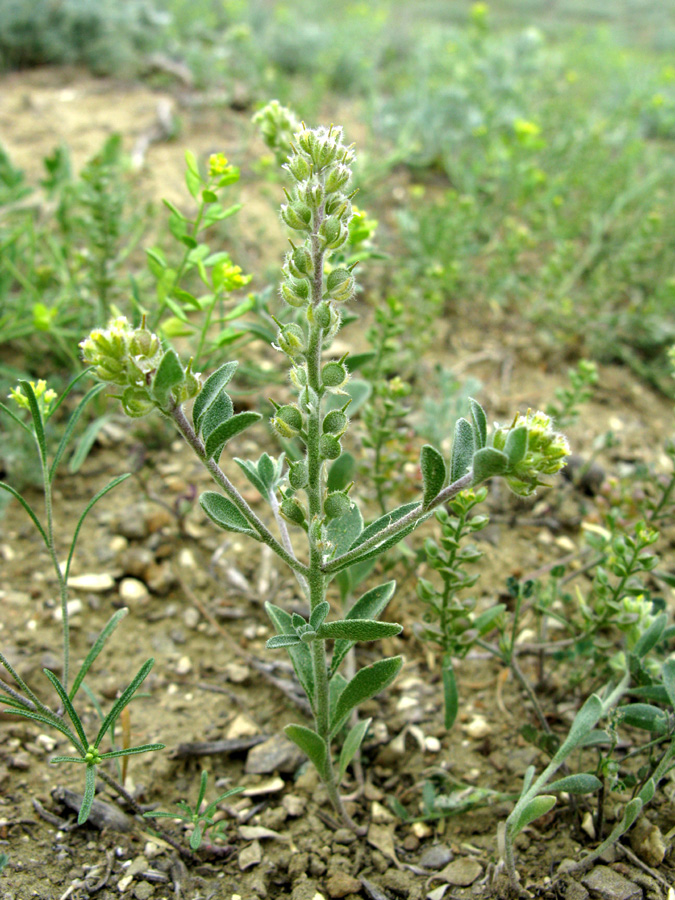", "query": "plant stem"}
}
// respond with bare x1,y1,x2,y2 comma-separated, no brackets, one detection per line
168,405,309,576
